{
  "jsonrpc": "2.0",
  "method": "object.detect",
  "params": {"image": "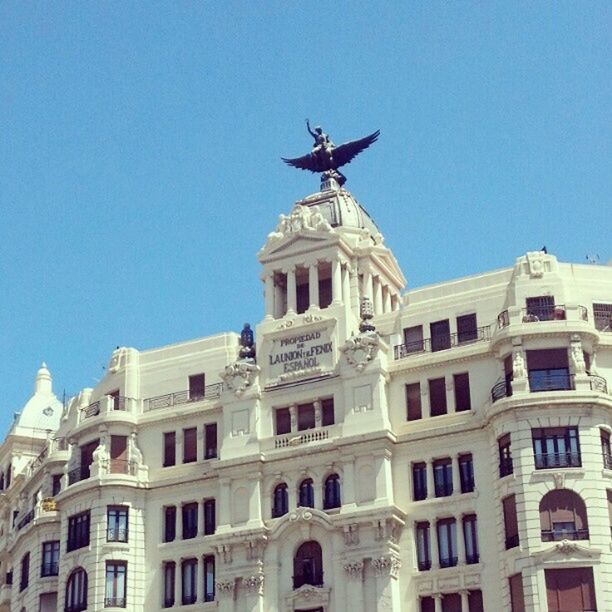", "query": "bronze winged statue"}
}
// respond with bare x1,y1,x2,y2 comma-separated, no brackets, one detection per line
282,120,380,186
